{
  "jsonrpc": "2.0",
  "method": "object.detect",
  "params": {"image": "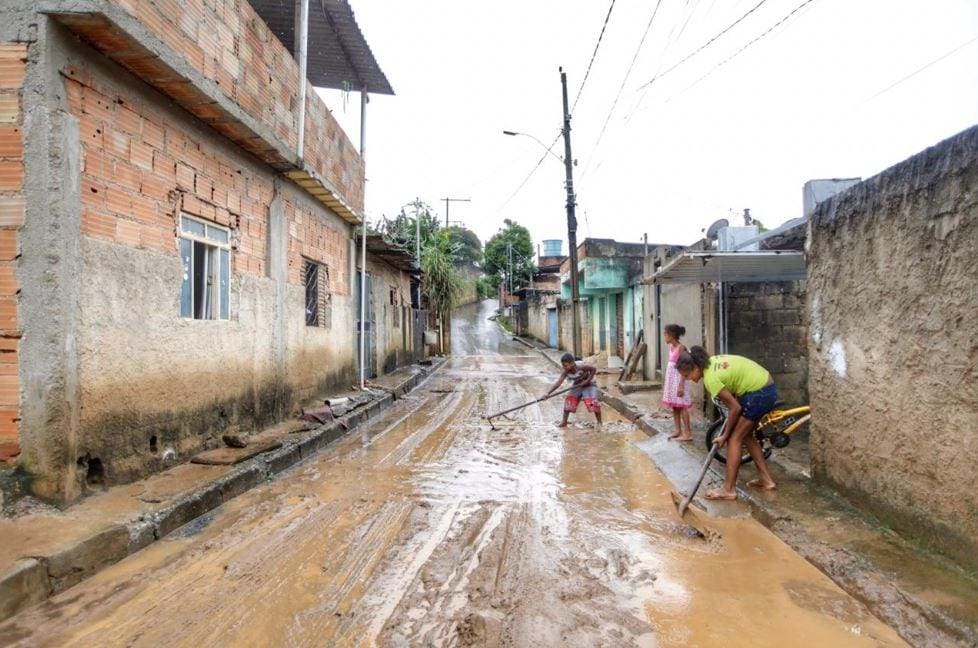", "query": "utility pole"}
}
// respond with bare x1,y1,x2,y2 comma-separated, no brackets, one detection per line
560,67,582,359
441,197,471,228
507,241,513,297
